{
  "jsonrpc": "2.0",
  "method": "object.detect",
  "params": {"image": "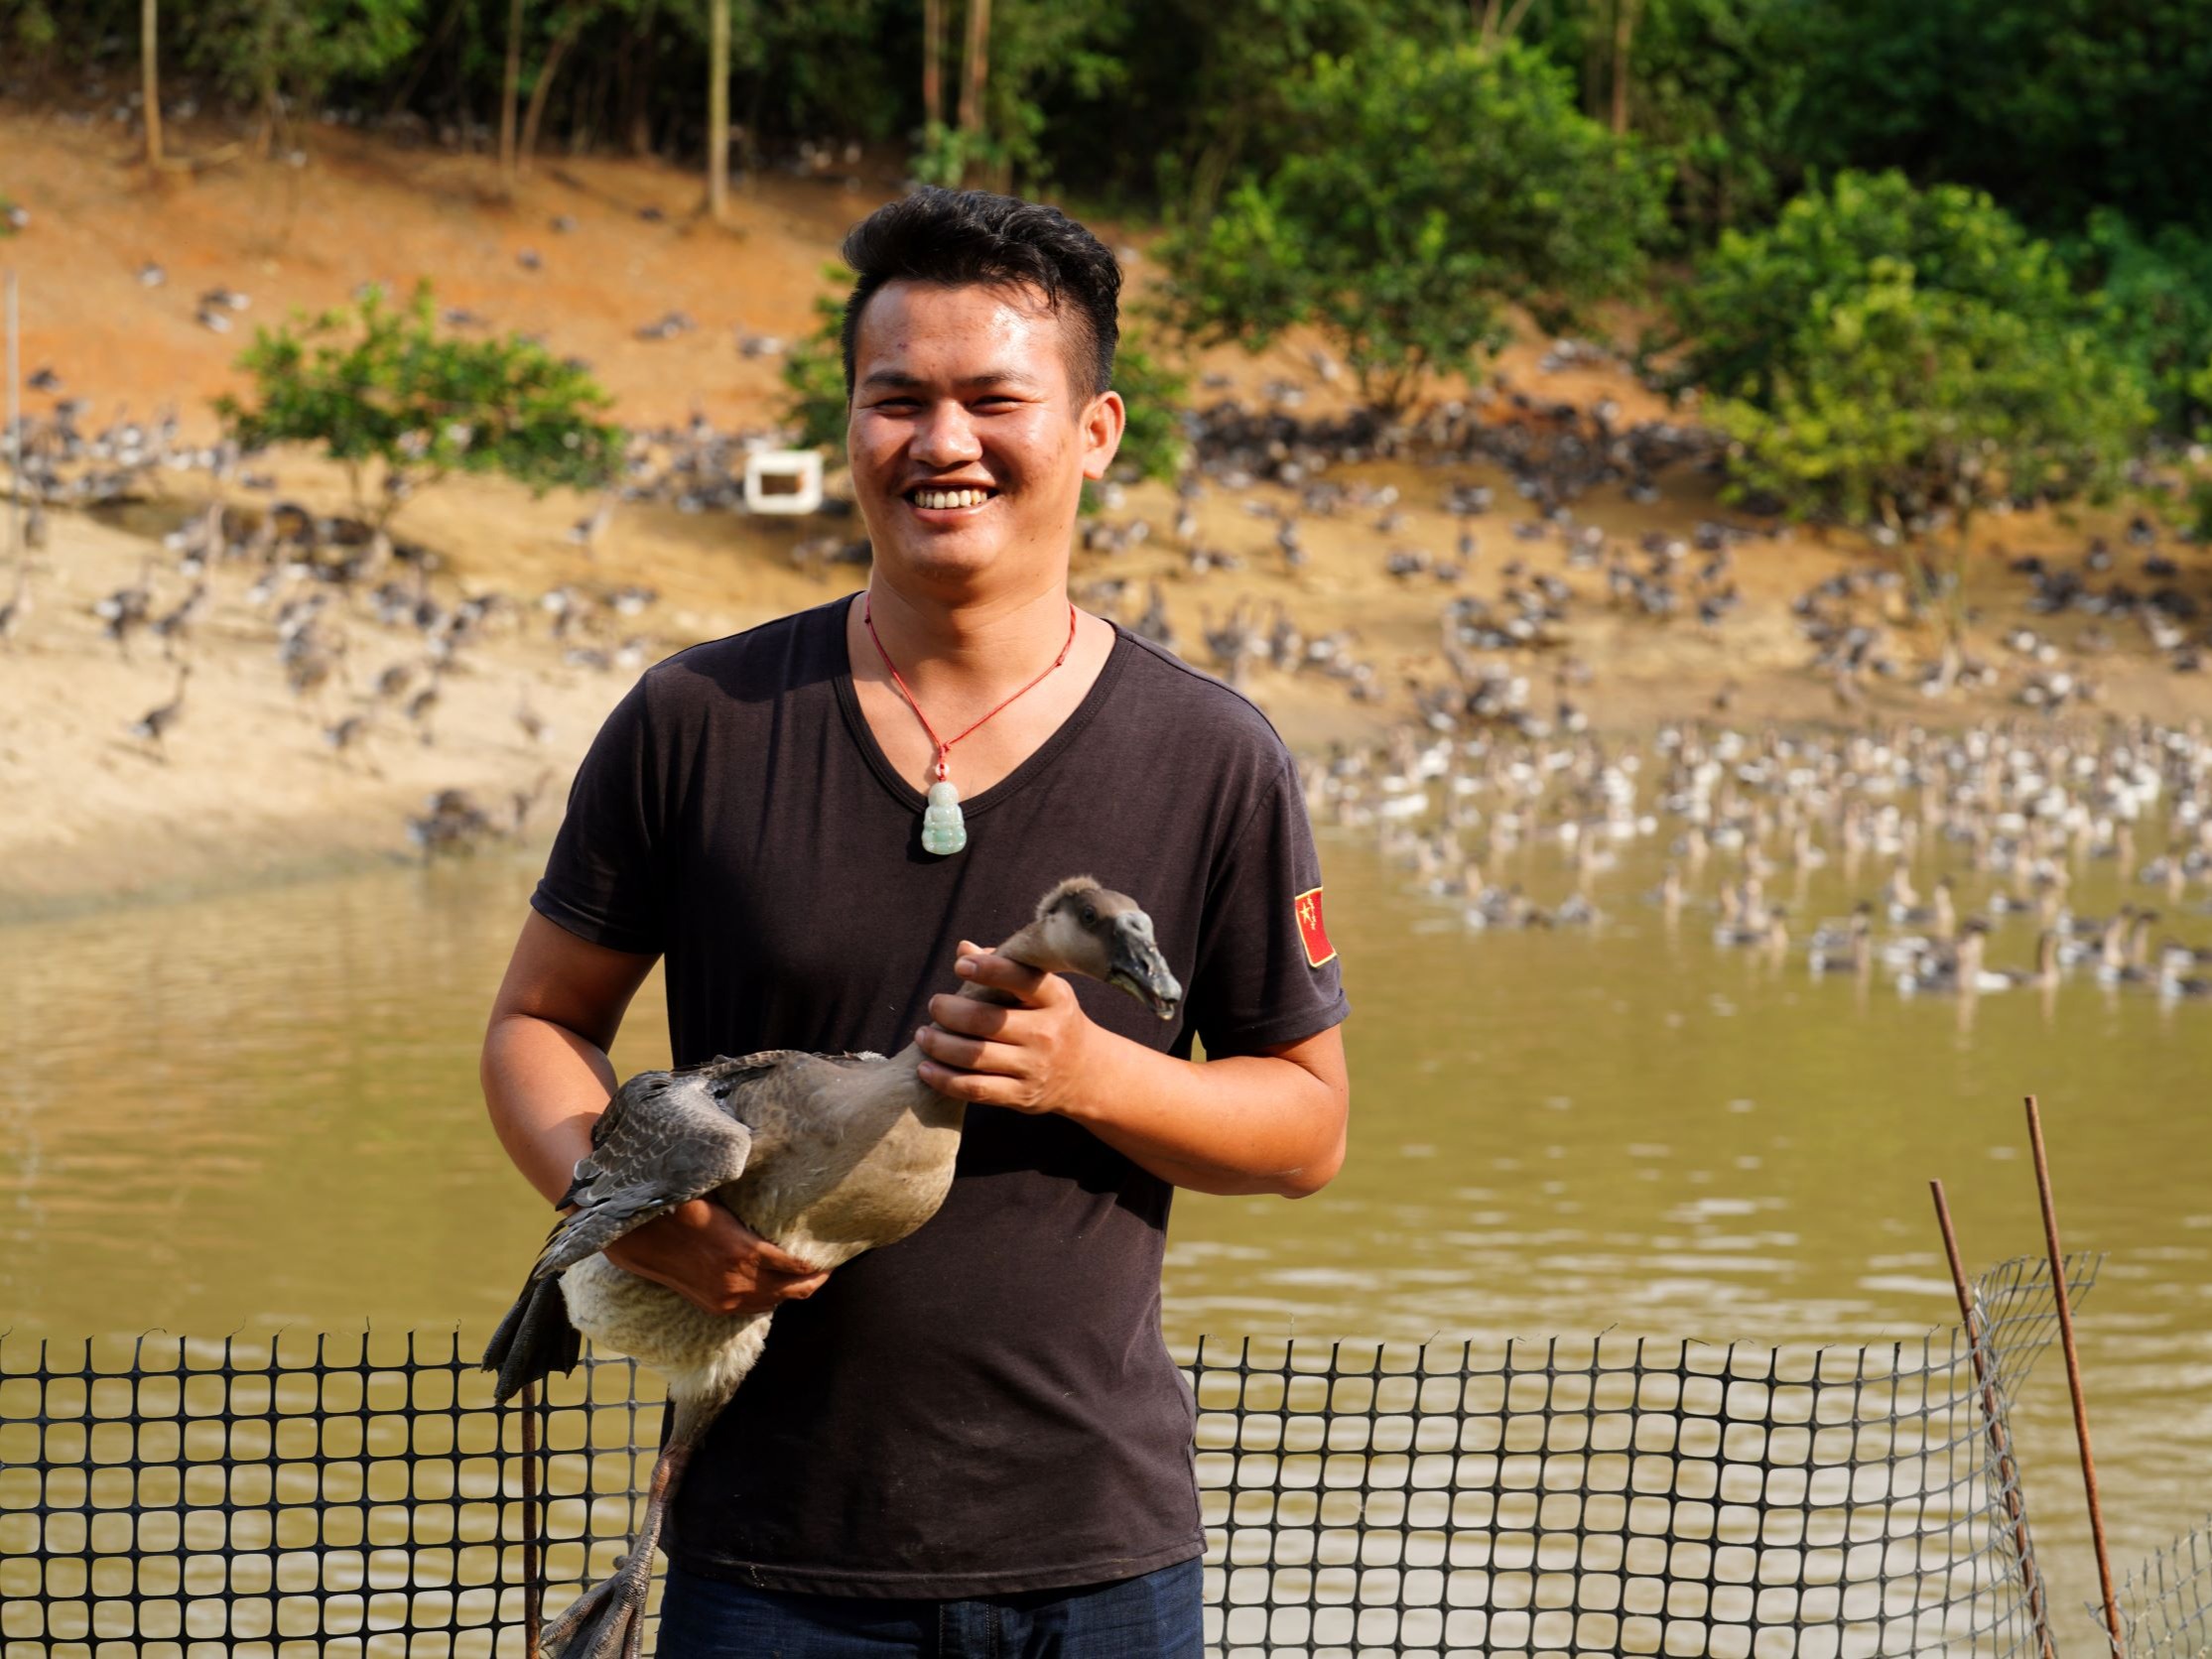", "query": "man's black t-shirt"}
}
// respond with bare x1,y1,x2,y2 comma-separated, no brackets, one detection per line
530,594,1349,1597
